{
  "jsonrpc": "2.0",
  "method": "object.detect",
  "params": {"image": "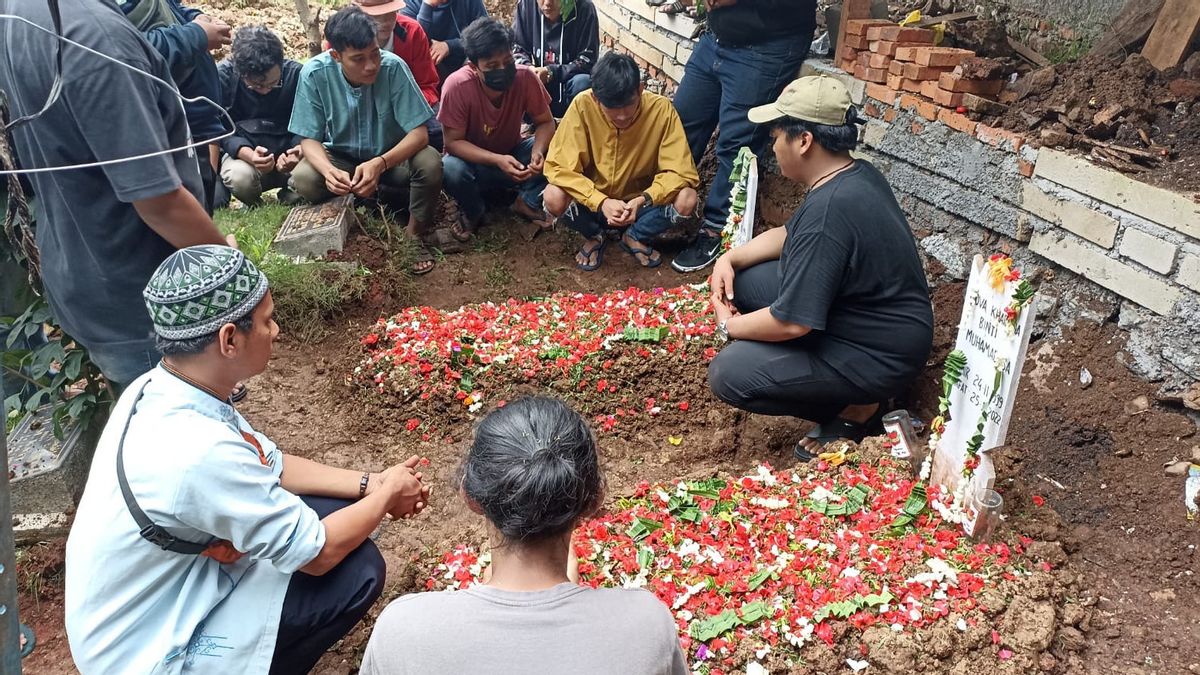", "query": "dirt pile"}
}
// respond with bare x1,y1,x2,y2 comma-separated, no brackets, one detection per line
995,53,1200,193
